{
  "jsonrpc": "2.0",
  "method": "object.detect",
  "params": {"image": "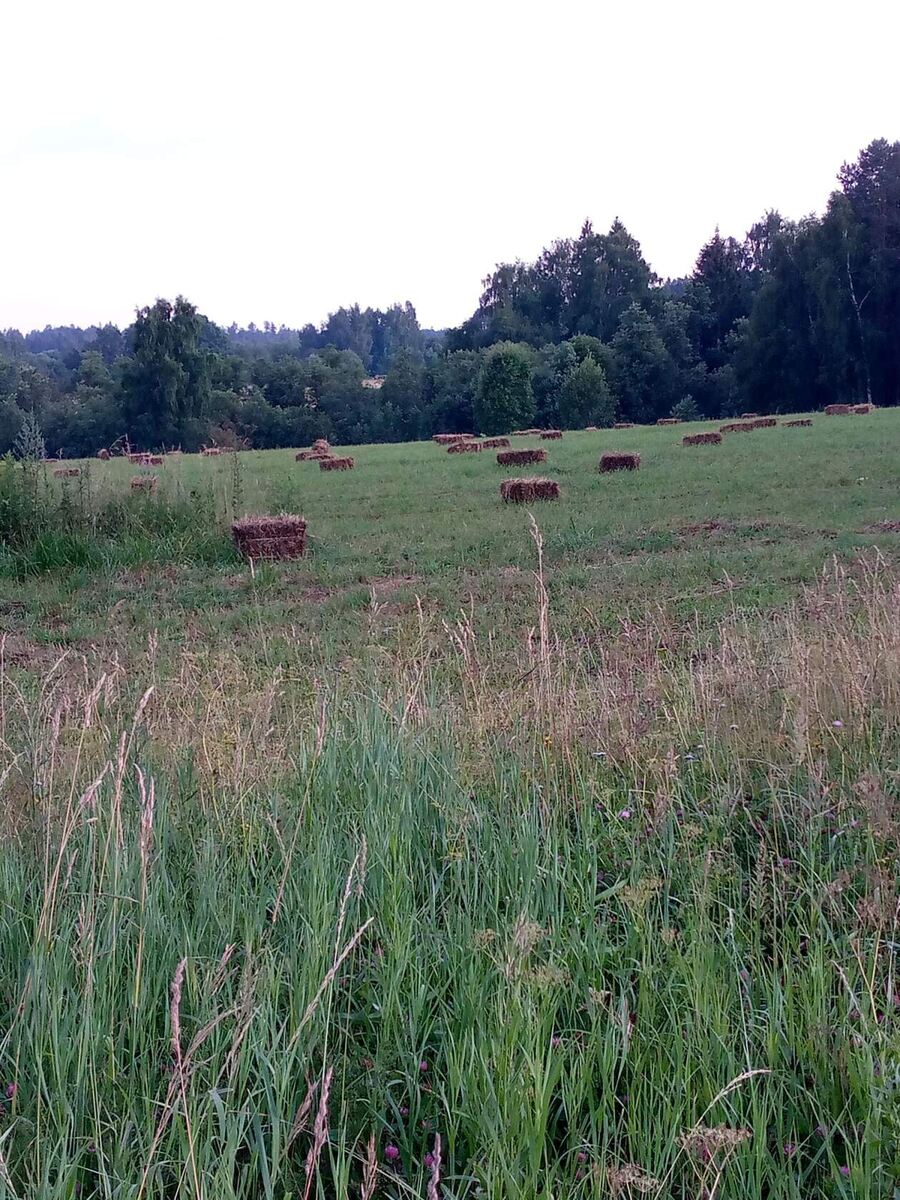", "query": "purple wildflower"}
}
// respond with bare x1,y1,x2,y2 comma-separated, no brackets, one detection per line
384,1144,401,1163
618,808,631,820
4,1083,15,1100
424,1152,435,1169
839,1165,850,1177
419,1060,429,1072
783,1142,797,1157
